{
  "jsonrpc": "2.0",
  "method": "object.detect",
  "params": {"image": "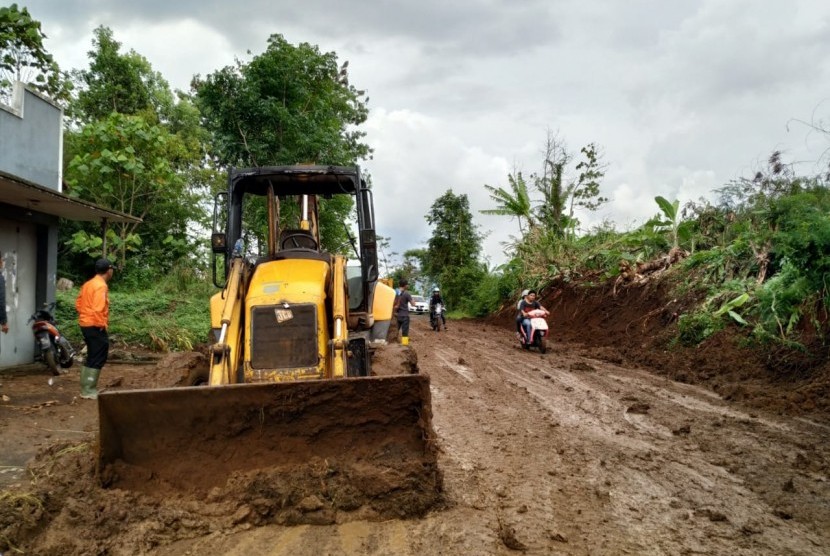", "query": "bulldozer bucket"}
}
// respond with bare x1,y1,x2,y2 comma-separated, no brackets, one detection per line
97,374,441,516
